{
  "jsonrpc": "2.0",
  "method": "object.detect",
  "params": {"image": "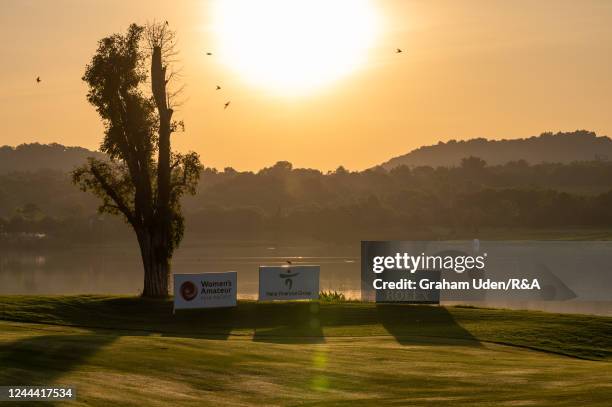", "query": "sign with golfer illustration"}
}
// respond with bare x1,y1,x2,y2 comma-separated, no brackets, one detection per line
173,272,237,310
259,265,320,301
